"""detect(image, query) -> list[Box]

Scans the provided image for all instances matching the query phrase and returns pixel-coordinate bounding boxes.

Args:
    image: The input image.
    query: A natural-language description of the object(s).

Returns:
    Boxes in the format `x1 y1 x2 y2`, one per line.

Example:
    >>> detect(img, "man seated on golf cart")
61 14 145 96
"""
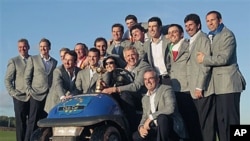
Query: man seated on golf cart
102 46 152 132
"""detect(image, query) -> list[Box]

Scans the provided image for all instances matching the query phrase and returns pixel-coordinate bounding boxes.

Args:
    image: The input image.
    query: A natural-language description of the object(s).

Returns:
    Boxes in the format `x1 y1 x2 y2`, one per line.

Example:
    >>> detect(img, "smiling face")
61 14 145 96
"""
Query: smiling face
112 27 123 41
185 20 200 37
95 40 107 57
87 51 99 67
144 71 159 92
39 41 50 56
18 41 29 57
206 13 222 32
168 26 183 44
131 28 145 42
124 49 139 67
63 53 76 70
104 58 116 72
148 21 161 38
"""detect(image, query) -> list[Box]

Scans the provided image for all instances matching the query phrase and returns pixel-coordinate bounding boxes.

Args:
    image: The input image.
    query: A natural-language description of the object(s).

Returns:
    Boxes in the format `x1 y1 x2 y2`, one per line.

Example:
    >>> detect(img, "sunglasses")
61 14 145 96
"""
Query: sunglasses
105 61 115 65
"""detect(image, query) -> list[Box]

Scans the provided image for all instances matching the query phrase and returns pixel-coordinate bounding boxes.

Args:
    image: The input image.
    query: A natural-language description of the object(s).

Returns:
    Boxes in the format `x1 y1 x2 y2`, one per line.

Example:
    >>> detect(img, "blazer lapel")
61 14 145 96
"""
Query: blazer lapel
176 40 189 60
154 88 161 110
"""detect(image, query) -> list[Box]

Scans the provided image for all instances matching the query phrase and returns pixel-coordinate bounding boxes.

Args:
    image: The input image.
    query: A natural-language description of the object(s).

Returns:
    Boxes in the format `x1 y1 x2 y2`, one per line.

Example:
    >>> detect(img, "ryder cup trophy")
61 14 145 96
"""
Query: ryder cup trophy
95 66 106 93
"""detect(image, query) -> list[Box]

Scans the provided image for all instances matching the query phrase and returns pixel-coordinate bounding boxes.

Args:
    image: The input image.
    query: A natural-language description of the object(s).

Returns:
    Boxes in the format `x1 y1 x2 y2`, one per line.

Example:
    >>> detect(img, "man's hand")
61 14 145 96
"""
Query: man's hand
195 89 203 99
197 52 205 64
143 118 152 130
102 87 116 94
139 126 149 138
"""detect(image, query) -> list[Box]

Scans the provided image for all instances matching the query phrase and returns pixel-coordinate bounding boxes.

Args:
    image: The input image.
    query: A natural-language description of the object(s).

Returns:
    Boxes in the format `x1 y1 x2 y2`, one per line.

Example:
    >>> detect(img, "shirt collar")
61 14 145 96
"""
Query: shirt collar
40 54 51 61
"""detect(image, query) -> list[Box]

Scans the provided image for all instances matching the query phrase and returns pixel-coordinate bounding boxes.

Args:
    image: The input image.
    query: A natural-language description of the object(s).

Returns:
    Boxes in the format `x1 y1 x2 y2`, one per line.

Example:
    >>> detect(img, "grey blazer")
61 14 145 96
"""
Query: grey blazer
75 68 110 94
106 40 131 61
119 59 152 92
5 55 30 102
169 39 190 92
187 31 213 99
44 65 81 113
203 27 246 94
140 85 187 138
24 55 57 101
132 41 146 60
144 36 171 73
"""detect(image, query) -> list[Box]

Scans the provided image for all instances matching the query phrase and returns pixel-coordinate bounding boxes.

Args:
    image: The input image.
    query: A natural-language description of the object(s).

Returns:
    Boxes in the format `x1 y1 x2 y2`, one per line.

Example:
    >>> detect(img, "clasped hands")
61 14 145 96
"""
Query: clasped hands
139 118 152 138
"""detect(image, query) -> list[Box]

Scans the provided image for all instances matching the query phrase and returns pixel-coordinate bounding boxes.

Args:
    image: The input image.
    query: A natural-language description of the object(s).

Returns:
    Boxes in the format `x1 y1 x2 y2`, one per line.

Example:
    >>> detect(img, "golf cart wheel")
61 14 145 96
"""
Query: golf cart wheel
90 125 121 141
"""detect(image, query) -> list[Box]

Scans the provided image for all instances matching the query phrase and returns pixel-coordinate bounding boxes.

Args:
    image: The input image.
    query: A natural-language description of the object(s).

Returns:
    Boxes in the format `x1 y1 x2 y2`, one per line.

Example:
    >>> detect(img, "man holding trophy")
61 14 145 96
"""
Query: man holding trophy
75 48 110 94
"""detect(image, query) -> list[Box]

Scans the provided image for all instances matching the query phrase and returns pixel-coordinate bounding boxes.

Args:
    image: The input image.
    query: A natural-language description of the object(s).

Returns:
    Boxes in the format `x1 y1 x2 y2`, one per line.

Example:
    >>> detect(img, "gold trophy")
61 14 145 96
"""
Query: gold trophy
95 66 106 93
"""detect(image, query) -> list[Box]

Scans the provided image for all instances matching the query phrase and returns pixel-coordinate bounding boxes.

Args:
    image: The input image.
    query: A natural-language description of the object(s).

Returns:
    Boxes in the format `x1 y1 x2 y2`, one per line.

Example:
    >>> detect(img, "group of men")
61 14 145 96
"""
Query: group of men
5 10 246 141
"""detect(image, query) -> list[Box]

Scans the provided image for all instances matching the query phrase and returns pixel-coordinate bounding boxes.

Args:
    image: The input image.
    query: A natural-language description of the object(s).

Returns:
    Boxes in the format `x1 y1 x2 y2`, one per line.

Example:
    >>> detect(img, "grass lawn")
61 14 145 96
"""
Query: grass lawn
0 131 16 141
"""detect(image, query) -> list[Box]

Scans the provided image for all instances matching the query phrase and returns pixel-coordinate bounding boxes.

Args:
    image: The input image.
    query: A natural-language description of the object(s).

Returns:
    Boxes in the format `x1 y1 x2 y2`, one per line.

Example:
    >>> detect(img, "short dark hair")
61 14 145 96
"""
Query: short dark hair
184 13 202 29
112 23 124 33
103 55 120 68
88 48 100 57
64 50 78 63
60 47 70 53
168 24 184 34
148 17 162 27
206 10 222 20
125 14 138 23
39 38 51 49
94 37 107 47
18 38 30 49
130 24 146 36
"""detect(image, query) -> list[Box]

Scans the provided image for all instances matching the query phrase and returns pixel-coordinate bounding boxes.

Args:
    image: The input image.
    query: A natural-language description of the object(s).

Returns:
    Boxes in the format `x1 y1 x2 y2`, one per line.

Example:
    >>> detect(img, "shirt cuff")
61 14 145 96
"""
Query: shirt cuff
149 114 153 120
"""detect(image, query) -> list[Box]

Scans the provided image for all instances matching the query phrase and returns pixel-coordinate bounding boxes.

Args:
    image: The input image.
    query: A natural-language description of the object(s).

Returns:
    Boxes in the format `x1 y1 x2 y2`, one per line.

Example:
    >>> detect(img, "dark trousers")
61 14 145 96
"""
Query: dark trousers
113 92 141 133
159 75 171 86
25 96 47 141
193 95 216 141
215 93 241 141
13 98 30 141
133 114 179 141
175 92 203 141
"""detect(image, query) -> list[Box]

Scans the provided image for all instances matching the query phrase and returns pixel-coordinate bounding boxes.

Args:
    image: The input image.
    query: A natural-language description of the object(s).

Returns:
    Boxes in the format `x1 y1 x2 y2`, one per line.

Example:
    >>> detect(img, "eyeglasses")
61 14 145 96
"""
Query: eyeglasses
105 61 115 66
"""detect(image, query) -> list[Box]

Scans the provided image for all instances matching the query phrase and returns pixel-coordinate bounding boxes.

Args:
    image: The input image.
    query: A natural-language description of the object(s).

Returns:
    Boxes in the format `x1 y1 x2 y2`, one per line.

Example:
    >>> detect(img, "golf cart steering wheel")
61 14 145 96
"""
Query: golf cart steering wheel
111 68 134 87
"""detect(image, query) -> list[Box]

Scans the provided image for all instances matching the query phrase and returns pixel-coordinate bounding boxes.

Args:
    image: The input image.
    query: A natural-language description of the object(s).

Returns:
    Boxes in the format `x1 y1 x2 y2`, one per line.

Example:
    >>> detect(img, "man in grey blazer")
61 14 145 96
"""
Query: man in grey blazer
102 46 151 132
44 51 81 113
5 39 30 141
107 23 131 61
185 13 215 141
168 24 202 141
133 69 187 141
144 17 171 85
130 24 147 60
76 48 109 94
197 11 246 141
24 38 57 141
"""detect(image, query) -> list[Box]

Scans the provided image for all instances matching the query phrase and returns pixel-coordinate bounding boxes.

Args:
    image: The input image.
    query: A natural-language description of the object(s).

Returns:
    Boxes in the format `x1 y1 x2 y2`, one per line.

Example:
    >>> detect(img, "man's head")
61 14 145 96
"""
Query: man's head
184 13 201 37
123 46 139 67
111 23 124 41
168 24 184 44
144 69 159 92
39 38 51 56
148 17 162 38
63 50 77 70
130 24 146 42
94 37 107 57
18 38 30 57
60 47 70 62
206 11 223 32
74 43 88 60
125 14 138 30
87 48 100 67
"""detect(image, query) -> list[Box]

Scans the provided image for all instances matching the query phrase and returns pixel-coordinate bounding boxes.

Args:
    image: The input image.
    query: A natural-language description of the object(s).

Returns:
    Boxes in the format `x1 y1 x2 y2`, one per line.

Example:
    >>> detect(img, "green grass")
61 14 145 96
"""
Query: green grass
0 131 16 141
